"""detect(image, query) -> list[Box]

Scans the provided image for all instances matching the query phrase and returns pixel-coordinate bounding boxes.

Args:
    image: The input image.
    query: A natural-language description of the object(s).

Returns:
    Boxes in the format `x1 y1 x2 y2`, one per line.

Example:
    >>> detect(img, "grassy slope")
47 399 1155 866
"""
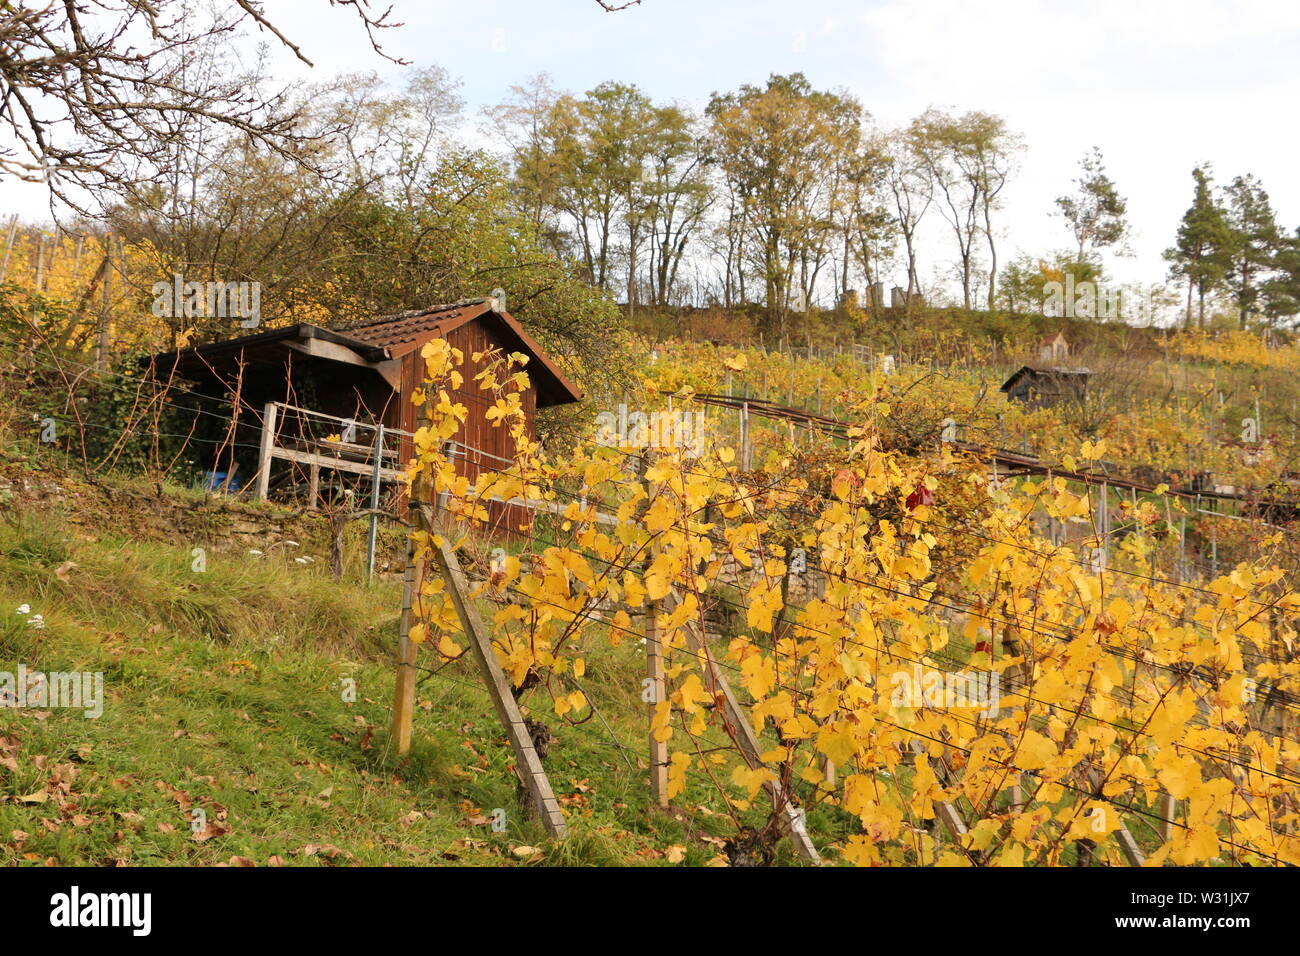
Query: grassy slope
0 464 804 867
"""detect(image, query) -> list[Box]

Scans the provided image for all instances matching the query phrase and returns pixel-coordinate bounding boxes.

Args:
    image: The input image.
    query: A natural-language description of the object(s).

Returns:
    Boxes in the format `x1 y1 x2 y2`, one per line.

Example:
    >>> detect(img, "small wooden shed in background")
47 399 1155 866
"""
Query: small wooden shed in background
1038 331 1071 363
999 365 1091 410
147 296 582 525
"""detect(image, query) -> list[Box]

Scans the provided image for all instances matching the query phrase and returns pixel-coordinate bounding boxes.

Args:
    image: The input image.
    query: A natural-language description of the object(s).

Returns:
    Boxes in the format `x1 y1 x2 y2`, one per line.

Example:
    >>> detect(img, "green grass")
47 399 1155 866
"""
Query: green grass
0 498 832 866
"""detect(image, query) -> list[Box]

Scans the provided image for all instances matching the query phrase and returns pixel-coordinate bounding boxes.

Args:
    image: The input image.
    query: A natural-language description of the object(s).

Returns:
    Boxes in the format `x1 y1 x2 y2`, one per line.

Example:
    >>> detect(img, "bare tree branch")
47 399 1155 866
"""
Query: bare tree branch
0 1 404 213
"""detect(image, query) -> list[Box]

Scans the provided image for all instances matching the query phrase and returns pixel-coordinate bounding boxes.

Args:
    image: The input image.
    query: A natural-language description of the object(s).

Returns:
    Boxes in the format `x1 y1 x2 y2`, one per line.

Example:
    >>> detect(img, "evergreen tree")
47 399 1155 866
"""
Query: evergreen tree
1164 165 1233 328
1263 227 1300 324
1055 147 1129 266
1223 174 1280 328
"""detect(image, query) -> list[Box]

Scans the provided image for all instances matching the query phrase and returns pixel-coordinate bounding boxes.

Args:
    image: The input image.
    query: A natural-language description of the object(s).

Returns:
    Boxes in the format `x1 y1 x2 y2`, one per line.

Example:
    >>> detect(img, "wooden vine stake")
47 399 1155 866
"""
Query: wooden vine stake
389 536 420 756
646 595 669 808
666 587 821 864
432 534 568 839
390 412 434 758
909 740 968 841
1083 766 1145 866
640 454 669 808
1157 791 1176 842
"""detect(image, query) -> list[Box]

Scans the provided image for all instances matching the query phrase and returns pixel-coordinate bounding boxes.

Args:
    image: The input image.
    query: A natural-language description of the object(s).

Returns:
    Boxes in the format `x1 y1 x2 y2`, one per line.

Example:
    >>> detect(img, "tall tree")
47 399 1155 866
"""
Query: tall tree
642 106 713 307
1164 165 1234 328
706 74 862 337
880 132 931 321
907 110 1017 311
507 82 662 299
908 110 979 310
483 74 567 245
840 141 893 306
1223 174 1280 328
1263 228 1300 323
1055 147 1129 266
970 114 1022 312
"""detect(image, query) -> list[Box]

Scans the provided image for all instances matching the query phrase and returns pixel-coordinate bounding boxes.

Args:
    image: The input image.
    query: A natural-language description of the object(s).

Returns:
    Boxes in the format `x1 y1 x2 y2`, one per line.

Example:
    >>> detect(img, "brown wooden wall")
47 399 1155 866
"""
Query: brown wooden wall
388 318 539 535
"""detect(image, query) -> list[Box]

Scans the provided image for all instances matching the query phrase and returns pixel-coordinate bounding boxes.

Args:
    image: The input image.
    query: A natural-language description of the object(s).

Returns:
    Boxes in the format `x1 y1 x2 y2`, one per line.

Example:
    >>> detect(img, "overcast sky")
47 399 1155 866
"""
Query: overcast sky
5 0 1299 310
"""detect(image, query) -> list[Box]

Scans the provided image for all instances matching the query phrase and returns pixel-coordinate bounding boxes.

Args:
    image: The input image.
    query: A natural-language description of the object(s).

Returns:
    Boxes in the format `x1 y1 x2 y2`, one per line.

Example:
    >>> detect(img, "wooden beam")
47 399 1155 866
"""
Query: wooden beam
255 402 278 501
432 535 568 839
1083 767 1146 866
1158 791 1176 843
466 488 617 526
366 425 385 580
665 588 821 864
646 598 669 808
268 446 404 482
910 739 969 840
373 358 402 391
390 540 420 756
285 337 373 369
264 401 412 438
1111 822 1146 866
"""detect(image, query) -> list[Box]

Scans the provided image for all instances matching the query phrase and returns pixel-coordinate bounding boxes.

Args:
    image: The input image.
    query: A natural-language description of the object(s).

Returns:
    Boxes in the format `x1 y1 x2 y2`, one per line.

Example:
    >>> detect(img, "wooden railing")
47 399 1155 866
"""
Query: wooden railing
253 401 412 504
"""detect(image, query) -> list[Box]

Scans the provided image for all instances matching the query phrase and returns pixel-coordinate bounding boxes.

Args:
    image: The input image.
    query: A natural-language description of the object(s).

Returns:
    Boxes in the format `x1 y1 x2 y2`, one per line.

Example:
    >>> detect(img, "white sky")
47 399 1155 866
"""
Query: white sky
4 0 1299 308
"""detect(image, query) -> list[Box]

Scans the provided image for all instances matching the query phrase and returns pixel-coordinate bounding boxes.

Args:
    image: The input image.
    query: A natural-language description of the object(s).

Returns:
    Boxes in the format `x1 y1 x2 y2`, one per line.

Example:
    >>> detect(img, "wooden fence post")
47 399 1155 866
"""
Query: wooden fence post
647 594 669 808
1158 791 1176 842
94 236 113 371
639 453 669 808
391 403 437 758
366 424 385 581
34 234 46 291
0 214 17 281
390 537 420 756
909 740 968 841
255 402 278 501
433 536 568 838
740 400 751 471
1101 482 1110 569
1083 766 1145 866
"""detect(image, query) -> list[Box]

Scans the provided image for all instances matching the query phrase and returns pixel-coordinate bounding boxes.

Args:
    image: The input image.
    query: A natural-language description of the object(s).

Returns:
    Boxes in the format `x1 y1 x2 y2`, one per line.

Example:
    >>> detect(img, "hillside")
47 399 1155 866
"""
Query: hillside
0 464 754 867
4 314 1300 868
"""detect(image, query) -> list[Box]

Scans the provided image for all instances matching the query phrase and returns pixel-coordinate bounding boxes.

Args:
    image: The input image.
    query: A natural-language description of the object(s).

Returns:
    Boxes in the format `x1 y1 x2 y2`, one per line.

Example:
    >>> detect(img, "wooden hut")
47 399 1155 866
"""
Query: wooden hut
1038 331 1071 363
146 297 582 524
999 365 1091 410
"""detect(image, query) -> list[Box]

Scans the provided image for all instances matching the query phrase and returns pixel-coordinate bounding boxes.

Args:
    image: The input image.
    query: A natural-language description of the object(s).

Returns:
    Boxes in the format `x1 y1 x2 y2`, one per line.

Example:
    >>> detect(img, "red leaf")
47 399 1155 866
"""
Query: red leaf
905 484 934 511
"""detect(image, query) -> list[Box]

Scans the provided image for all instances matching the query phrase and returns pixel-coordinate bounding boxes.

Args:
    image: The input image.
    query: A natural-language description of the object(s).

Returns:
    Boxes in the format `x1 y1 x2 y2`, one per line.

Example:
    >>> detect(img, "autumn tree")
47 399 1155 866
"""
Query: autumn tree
908 109 1019 311
483 74 568 244
880 132 932 322
1263 228 1300 323
641 105 714 307
706 74 863 337
492 81 706 309
839 141 894 307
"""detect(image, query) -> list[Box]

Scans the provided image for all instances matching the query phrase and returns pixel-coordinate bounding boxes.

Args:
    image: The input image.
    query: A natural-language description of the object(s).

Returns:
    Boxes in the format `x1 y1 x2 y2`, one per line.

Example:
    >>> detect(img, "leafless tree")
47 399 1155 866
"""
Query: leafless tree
0 1 401 213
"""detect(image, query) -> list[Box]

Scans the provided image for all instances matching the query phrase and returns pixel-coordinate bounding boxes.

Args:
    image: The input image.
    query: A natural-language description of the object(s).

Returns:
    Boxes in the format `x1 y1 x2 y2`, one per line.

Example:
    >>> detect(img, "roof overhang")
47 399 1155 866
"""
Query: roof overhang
144 303 584 409
143 324 393 386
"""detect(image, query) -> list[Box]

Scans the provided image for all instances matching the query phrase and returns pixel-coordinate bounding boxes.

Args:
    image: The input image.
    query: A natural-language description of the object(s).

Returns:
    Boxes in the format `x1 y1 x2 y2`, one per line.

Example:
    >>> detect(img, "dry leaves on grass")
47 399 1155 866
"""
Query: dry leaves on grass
299 844 353 862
